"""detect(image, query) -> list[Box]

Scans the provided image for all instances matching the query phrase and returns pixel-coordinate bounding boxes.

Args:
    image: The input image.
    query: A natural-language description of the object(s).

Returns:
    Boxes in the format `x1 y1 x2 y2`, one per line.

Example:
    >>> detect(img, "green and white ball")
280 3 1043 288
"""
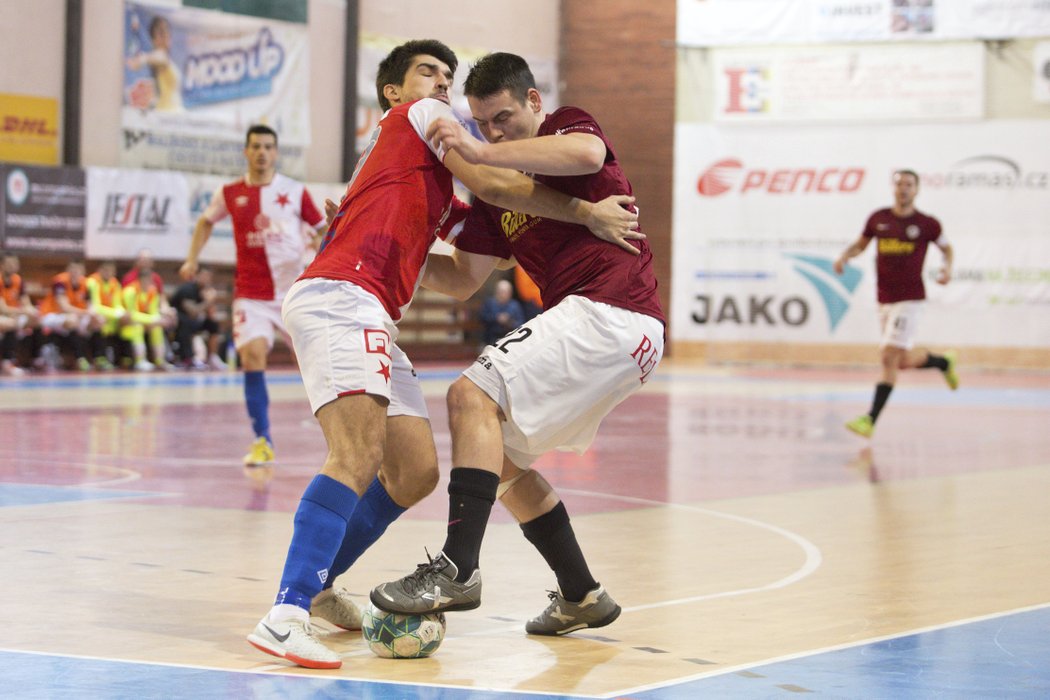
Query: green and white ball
362 601 446 659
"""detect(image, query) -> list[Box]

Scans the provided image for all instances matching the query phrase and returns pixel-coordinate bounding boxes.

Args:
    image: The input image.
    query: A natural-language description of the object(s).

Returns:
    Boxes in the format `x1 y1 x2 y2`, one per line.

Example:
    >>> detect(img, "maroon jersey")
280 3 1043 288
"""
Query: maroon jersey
454 106 664 324
303 98 458 321
862 208 943 303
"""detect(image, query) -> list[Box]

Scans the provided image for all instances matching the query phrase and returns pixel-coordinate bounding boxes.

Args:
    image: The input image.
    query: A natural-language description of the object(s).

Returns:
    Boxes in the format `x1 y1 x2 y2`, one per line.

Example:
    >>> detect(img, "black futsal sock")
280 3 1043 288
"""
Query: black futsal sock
521 502 598 602
441 467 500 582
920 353 949 371
869 382 894 423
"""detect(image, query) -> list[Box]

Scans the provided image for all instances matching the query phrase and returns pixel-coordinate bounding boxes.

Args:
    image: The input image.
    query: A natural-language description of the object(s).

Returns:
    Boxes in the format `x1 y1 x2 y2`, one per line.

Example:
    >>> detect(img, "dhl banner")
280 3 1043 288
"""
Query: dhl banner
0 94 60 166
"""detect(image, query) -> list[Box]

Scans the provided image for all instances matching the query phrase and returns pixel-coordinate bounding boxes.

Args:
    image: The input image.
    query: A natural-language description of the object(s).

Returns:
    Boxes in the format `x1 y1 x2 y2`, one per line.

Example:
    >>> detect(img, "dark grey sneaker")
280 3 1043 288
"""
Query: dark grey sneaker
525 584 621 636
370 551 482 614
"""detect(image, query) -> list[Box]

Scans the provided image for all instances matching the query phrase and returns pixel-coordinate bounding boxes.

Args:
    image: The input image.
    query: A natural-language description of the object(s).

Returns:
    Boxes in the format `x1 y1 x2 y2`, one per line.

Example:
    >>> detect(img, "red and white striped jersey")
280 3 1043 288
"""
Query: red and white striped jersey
203 173 324 301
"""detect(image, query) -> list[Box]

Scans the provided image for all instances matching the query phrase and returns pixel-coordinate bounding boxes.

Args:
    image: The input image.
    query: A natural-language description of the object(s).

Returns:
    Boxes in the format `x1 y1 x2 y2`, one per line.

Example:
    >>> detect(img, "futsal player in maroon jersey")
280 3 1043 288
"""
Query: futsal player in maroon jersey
833 169 958 438
372 52 665 636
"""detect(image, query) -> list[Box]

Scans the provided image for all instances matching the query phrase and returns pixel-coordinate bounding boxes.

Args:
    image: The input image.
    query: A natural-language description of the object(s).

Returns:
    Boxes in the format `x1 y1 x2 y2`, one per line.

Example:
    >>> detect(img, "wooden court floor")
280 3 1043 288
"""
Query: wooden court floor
1 360 1048 698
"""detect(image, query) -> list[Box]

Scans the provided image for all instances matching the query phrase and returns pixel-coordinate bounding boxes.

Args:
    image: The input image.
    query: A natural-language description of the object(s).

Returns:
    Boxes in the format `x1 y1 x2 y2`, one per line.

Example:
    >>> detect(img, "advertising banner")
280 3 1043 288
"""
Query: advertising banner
678 0 1050 46
1035 41 1050 104
672 121 1050 347
0 94 61 166
0 164 85 257
711 43 984 123
120 1 310 177
85 167 190 261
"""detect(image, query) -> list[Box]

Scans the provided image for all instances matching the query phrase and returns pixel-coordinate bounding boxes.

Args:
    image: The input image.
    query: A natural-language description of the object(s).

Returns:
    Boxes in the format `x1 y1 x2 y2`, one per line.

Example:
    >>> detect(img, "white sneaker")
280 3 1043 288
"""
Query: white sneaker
247 615 342 669
133 360 155 372
207 353 228 371
1 361 25 377
311 587 363 630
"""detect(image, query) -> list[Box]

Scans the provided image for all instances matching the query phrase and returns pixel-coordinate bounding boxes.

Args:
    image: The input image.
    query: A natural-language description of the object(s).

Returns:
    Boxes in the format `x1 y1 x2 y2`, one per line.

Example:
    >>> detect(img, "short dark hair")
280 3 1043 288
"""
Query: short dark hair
375 39 458 111
148 16 169 40
245 124 278 147
894 169 920 185
464 52 535 102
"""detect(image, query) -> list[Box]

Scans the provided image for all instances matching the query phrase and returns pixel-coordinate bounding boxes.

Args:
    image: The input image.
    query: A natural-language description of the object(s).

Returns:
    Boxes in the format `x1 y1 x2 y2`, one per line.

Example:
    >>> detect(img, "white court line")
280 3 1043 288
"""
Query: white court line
557 487 824 612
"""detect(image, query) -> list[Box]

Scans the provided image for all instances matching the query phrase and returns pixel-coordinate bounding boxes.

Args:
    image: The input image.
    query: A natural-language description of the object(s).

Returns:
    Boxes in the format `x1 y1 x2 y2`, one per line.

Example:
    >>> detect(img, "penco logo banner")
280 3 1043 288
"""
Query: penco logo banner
120 1 310 177
710 43 984 123
672 121 1050 348
678 0 1050 46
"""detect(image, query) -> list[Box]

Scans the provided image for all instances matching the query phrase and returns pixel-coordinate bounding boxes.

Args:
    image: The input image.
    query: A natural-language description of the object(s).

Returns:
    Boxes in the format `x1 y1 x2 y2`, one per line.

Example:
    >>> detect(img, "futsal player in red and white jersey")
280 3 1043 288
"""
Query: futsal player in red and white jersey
181 125 326 467
372 52 665 636
244 39 642 669
833 169 958 438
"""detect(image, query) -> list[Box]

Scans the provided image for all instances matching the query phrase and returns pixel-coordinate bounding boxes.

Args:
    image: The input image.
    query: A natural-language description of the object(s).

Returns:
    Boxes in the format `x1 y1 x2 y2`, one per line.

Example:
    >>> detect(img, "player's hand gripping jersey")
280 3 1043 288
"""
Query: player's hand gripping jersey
303 98 467 321
203 173 323 301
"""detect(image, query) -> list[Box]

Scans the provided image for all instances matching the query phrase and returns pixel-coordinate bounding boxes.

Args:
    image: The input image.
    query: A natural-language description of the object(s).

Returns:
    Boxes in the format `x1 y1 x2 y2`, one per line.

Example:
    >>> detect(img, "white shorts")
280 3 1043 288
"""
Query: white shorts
463 295 664 468
282 278 428 418
232 297 289 351
878 300 924 350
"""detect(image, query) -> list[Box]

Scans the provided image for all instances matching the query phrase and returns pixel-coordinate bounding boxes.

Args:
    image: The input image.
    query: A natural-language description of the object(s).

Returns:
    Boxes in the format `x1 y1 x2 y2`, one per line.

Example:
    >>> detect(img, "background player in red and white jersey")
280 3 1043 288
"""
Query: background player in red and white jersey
372 52 665 637
245 40 641 670
180 125 326 467
833 169 958 438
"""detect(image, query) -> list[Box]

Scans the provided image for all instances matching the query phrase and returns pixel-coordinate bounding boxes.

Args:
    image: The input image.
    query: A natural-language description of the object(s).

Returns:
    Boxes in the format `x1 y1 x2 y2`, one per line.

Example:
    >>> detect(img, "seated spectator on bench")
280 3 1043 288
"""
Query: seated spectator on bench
1 251 40 376
170 266 226 370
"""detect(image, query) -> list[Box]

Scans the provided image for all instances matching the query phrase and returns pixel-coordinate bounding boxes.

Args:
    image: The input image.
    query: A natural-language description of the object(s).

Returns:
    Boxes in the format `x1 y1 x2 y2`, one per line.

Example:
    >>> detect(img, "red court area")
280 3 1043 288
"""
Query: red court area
2 365 1047 520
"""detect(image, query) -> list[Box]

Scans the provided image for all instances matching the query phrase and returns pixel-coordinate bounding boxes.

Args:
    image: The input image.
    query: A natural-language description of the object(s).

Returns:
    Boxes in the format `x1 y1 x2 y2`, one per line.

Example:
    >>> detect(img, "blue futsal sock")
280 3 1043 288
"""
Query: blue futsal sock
275 474 359 611
325 477 406 588
243 370 271 443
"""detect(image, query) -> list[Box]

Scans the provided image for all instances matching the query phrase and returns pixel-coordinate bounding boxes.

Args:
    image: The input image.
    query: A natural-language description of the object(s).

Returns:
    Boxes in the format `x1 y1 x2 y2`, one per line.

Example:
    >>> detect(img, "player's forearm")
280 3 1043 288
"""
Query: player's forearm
186 218 214 264
472 167 594 226
478 134 605 176
422 253 485 301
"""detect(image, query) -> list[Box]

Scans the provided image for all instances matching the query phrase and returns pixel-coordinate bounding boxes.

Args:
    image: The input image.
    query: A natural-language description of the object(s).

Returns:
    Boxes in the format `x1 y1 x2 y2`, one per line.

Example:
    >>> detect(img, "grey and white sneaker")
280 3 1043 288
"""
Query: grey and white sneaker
246 615 342 669
311 587 362 630
371 551 482 614
526 584 621 636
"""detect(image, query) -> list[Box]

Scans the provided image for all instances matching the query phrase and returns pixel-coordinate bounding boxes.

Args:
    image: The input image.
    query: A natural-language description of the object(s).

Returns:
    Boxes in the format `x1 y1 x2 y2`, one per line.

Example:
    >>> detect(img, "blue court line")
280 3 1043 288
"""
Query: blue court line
0 483 164 507
4 605 1049 699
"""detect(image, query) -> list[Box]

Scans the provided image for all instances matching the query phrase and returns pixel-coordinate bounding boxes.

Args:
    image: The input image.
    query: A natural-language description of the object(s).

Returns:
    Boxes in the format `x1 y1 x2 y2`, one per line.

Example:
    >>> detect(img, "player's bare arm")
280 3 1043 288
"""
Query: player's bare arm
936 242 954 285
445 151 642 255
834 235 871 275
428 117 605 176
422 248 502 301
181 217 215 280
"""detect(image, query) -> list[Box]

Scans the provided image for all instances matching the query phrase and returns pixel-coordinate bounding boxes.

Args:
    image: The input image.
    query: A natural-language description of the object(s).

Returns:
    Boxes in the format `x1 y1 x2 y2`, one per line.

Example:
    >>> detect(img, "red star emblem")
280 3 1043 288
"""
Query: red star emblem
376 361 391 383
275 192 290 208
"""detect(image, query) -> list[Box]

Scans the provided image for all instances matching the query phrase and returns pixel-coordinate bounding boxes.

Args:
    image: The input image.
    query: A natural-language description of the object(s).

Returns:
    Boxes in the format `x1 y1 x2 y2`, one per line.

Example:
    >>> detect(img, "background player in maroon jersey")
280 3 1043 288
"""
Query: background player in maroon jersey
181 126 326 467
833 169 957 438
246 40 641 669
372 52 665 637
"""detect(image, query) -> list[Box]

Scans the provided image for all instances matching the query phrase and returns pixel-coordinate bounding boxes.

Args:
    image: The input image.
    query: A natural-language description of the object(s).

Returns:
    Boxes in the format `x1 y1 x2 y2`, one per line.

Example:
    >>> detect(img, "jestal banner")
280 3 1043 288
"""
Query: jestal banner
672 121 1050 348
120 1 310 177
85 167 190 261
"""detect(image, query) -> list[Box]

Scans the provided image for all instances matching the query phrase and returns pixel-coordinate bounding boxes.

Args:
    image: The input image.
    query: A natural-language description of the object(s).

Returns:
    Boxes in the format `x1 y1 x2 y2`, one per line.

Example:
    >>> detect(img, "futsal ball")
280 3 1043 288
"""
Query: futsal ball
361 601 446 659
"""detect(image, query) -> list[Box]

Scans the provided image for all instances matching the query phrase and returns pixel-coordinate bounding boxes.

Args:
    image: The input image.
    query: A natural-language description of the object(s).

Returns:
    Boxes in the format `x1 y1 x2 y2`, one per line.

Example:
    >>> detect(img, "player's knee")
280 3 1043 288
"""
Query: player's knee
382 460 439 506
446 377 494 419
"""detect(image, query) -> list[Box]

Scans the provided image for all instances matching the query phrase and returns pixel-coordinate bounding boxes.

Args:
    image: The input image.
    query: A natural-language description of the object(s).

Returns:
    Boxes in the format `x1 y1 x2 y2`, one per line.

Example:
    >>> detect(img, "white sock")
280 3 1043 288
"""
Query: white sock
268 603 309 625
